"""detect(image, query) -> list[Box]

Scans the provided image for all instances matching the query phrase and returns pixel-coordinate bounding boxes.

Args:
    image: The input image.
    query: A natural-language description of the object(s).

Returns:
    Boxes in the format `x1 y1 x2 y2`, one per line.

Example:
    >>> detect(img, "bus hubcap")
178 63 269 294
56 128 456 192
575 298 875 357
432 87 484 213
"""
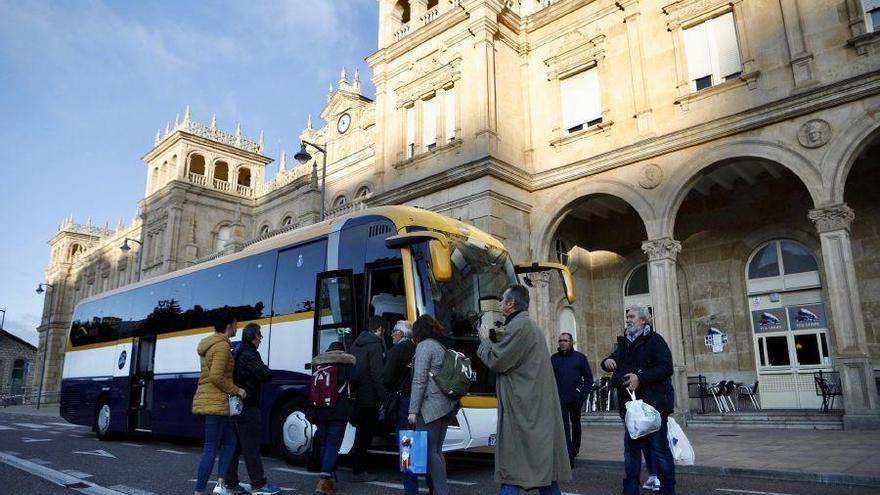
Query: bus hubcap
282 410 312 455
98 404 110 433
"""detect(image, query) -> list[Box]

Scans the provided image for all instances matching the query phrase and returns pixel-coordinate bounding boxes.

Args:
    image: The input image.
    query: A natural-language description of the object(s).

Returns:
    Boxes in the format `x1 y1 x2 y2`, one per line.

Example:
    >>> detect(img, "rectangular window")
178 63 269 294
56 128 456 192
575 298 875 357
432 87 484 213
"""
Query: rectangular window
683 12 742 91
273 241 327 316
423 96 438 151
445 88 456 141
765 335 791 366
794 333 821 366
405 106 415 159
865 0 880 32
315 270 357 353
560 67 602 134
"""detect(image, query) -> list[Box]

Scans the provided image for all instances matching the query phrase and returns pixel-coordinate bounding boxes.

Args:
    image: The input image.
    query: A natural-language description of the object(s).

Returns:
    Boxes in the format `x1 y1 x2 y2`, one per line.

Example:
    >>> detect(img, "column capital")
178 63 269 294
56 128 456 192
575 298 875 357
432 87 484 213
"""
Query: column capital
642 237 682 262
809 203 855 233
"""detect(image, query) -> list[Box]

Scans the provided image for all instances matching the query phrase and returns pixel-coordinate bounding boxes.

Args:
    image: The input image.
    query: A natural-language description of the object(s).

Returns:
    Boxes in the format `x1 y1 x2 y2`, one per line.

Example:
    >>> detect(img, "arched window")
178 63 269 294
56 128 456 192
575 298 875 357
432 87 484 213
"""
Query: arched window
355 186 371 199
189 154 206 176
394 0 411 23
151 167 160 189
259 224 270 236
553 235 571 266
214 161 229 182
281 216 293 228
558 306 577 340
746 240 819 294
237 167 252 187
215 225 232 252
623 263 652 321
333 196 348 208
69 243 83 260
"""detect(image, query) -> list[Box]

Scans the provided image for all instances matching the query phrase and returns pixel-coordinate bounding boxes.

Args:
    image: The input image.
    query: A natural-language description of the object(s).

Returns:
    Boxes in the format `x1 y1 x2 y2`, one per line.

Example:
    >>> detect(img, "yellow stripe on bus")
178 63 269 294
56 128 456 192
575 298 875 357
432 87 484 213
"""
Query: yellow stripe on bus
65 311 315 352
459 395 498 409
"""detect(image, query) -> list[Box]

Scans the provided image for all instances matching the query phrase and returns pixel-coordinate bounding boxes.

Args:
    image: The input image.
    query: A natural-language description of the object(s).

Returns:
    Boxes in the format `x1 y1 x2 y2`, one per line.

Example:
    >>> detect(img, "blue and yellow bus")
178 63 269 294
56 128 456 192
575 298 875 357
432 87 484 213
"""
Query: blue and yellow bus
60 206 573 463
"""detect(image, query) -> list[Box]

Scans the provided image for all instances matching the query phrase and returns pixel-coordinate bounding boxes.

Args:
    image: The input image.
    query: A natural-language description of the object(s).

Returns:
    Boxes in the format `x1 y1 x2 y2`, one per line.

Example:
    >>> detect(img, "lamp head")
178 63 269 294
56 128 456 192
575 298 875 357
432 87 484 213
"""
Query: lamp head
36 284 44 295
120 239 131 253
294 143 312 165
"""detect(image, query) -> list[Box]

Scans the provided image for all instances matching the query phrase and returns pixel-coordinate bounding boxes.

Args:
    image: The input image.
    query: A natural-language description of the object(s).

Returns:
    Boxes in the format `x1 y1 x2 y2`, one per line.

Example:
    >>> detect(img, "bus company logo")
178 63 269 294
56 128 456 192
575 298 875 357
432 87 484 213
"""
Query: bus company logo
759 312 782 331
796 308 819 323
118 350 127 370
297 254 303 267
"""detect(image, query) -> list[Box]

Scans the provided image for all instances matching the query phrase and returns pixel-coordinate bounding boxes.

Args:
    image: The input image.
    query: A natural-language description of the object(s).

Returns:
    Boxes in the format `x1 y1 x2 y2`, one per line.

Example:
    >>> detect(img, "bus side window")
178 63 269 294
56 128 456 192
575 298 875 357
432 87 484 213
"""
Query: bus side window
273 241 327 316
366 265 406 344
314 270 357 353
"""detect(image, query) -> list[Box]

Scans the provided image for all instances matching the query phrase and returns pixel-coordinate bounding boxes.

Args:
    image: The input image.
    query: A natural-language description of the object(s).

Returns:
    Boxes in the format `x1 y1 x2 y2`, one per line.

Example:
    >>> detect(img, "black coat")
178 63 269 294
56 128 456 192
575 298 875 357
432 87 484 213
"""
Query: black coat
601 328 675 419
233 341 272 408
351 331 387 408
551 349 593 405
383 338 415 398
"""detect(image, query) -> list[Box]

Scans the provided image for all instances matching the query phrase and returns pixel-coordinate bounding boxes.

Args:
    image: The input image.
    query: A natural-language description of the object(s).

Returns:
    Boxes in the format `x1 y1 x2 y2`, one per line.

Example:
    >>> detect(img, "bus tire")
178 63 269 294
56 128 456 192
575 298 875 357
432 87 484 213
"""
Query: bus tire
272 398 314 466
94 398 115 441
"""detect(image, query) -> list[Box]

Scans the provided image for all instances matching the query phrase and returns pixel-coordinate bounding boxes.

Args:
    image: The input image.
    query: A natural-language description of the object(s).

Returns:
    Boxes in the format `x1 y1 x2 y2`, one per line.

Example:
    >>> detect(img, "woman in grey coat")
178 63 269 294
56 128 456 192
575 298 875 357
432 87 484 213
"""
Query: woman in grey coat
407 315 457 495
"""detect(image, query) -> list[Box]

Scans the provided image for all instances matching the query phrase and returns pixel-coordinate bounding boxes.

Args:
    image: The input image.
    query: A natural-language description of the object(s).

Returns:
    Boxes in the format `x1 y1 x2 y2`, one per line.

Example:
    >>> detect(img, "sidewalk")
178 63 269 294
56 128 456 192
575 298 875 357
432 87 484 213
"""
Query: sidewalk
577 423 880 486
0 403 62 418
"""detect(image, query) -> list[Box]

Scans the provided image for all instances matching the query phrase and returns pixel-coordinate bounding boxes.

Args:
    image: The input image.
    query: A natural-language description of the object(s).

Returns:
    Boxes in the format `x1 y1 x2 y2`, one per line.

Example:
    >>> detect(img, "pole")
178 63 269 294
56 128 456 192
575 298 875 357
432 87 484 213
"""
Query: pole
0 308 5 331
320 150 327 221
36 325 48 409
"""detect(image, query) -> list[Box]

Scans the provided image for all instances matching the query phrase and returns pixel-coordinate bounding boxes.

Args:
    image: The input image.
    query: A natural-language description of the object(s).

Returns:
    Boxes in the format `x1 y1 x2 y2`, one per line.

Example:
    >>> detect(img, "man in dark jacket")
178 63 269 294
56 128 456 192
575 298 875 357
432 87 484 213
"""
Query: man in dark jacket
350 316 387 482
601 304 676 495
551 332 593 467
383 320 423 494
223 323 280 495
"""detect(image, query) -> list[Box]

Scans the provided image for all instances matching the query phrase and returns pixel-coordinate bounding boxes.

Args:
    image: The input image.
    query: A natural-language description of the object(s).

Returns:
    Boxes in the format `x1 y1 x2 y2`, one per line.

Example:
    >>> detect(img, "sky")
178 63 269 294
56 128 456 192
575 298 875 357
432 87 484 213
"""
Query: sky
0 0 379 346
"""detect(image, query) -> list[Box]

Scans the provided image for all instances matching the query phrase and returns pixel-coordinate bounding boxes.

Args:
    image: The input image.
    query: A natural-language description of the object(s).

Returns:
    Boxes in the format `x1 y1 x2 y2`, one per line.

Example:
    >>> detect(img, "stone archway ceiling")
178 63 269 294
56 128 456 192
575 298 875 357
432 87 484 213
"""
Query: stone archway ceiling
567 195 633 223
690 160 786 196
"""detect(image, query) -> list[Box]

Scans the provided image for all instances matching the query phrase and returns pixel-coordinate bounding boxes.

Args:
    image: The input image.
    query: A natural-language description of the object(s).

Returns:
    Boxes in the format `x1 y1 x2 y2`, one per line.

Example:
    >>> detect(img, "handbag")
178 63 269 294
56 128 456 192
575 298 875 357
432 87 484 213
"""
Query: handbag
398 429 428 474
228 395 243 416
380 391 401 424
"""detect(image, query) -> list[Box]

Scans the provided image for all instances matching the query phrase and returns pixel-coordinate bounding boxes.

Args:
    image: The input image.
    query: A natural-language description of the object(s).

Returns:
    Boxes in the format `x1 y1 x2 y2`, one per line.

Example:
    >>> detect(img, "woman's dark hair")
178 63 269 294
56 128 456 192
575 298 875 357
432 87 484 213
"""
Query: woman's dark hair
412 315 445 343
326 341 345 352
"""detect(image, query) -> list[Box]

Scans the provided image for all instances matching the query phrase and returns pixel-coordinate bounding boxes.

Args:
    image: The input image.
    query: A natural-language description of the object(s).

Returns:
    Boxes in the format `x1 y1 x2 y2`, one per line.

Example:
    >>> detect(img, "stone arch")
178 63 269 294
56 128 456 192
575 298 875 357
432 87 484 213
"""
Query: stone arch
188 152 206 176
332 194 349 209
531 178 656 262
393 0 411 24
213 160 230 182
823 112 880 204
236 166 252 187
355 183 373 199
280 214 295 228
660 140 823 237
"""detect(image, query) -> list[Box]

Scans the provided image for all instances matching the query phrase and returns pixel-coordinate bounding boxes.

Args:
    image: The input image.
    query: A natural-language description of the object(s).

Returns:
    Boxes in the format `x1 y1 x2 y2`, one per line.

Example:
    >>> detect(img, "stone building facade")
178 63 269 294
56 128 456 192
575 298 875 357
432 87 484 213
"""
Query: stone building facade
37 0 880 427
0 330 37 401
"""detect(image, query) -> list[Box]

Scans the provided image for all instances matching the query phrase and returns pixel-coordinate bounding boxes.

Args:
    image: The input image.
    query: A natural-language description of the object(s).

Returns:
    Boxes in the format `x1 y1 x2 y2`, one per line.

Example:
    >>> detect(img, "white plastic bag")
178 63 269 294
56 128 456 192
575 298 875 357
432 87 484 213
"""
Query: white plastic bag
228 395 243 416
666 417 695 465
624 390 661 439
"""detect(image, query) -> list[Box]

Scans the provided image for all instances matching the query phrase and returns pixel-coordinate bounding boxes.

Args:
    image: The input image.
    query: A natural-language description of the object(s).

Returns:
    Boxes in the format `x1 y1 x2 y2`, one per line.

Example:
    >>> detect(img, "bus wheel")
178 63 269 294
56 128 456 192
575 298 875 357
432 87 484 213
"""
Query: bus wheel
94 399 114 441
272 399 313 466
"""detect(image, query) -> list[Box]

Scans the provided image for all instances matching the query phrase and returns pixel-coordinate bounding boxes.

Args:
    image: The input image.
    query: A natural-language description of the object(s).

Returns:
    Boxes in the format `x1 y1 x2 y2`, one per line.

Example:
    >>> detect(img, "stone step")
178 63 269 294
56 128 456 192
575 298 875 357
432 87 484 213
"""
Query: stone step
580 411 844 430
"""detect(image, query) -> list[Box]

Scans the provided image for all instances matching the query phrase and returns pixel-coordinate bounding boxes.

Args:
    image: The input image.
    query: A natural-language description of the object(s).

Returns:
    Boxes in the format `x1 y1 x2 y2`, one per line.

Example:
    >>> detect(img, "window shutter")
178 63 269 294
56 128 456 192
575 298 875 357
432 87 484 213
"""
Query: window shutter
560 71 590 132
423 97 437 149
405 106 415 158
684 22 712 84
710 12 742 78
582 67 602 124
445 88 456 141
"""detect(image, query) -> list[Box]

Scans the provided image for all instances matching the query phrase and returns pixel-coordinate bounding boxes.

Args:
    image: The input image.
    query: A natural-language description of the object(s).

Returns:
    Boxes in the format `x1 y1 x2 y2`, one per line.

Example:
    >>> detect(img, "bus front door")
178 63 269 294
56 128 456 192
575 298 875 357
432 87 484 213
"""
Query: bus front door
129 336 156 431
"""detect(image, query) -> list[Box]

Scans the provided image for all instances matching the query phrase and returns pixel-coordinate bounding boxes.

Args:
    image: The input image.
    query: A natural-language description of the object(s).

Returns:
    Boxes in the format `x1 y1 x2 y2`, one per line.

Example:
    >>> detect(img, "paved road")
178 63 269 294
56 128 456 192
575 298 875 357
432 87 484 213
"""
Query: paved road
0 411 876 495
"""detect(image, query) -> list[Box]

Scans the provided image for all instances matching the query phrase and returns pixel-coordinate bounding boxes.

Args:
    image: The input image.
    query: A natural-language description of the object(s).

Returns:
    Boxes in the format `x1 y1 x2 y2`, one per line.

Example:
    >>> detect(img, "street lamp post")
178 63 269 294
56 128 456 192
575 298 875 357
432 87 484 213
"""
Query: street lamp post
0 308 5 331
35 283 55 409
120 237 144 282
294 140 328 221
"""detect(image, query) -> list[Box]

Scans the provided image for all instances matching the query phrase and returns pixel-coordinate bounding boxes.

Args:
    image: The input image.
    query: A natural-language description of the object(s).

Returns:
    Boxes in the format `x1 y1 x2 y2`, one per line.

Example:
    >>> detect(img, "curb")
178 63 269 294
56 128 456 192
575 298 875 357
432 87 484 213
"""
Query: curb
576 459 879 487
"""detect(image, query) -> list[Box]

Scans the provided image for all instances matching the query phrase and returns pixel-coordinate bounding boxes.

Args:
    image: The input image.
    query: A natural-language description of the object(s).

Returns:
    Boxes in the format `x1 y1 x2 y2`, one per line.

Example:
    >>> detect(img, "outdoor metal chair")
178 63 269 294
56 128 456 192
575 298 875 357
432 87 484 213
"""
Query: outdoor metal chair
687 374 712 413
722 380 739 412
737 381 760 410
708 380 728 413
814 371 842 413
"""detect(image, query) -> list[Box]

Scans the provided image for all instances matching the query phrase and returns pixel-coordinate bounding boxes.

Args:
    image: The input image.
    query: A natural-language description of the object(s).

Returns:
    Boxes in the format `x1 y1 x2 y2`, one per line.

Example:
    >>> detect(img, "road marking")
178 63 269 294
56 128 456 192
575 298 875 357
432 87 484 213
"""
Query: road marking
367 481 429 492
0 425 15 431
13 422 50 429
0 451 127 495
121 442 144 447
273 466 321 476
448 479 477 486
108 485 157 495
73 449 117 458
62 469 94 479
27 457 52 465
22 437 53 443
156 448 187 455
45 422 86 428
47 430 62 434
716 489 795 495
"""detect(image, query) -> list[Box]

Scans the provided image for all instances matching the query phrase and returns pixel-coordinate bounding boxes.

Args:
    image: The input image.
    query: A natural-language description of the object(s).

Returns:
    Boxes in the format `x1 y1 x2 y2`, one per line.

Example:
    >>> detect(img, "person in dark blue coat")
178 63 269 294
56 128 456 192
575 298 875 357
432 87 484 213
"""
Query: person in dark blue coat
601 304 676 495
550 332 592 468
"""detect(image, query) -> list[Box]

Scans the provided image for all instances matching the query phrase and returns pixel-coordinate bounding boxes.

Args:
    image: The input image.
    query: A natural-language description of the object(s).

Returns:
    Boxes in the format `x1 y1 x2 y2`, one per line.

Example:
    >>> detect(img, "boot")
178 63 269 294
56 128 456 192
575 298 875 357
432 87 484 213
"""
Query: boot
315 477 335 494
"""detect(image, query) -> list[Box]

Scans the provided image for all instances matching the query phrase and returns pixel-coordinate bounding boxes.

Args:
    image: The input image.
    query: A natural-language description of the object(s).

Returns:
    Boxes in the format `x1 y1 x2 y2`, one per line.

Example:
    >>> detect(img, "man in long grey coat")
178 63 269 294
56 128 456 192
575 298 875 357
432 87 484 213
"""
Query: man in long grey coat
477 284 572 495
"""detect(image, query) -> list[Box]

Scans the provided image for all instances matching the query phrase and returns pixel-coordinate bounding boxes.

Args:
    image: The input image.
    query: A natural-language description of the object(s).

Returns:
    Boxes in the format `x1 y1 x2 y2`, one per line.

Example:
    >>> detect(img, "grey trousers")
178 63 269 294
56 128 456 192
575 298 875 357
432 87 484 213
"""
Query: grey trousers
417 411 454 495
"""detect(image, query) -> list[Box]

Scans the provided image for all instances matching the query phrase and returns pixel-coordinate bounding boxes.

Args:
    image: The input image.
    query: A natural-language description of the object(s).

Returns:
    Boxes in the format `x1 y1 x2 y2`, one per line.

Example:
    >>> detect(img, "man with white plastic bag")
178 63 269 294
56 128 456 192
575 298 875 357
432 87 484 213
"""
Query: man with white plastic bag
601 304 676 495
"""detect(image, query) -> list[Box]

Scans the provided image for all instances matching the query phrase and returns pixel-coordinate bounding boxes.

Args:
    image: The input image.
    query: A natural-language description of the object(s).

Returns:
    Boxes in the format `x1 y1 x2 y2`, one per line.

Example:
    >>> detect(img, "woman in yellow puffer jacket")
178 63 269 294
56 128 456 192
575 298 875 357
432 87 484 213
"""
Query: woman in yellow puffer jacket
192 312 246 495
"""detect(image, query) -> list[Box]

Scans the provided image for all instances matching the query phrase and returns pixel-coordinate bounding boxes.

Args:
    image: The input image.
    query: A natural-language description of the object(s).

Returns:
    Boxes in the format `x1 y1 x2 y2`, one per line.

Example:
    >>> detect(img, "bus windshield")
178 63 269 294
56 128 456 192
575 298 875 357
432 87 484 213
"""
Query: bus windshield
413 237 517 394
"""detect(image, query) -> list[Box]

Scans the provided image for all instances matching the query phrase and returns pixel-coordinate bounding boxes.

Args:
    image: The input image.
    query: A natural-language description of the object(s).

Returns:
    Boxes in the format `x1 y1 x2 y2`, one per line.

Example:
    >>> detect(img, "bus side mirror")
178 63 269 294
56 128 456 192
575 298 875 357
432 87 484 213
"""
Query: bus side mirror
513 262 576 304
429 239 453 283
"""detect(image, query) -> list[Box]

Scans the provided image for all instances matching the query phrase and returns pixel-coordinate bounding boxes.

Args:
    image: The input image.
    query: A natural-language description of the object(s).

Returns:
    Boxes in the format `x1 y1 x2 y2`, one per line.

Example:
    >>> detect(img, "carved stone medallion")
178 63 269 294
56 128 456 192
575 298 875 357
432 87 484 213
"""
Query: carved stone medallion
638 163 663 189
797 119 831 149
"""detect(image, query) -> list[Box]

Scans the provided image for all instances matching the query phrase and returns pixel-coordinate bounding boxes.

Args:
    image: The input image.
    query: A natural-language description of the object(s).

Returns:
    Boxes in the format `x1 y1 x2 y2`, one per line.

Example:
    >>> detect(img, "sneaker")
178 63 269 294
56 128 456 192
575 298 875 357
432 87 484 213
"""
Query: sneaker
251 481 281 495
351 471 377 482
220 483 249 495
642 476 658 491
653 478 660 492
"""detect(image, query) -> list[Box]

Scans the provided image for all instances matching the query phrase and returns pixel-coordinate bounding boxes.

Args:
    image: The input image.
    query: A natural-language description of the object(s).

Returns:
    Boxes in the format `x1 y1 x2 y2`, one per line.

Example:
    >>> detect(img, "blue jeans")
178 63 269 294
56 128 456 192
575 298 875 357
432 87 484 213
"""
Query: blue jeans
316 420 347 477
499 482 561 495
623 414 675 495
395 397 429 494
195 415 237 492
642 434 657 477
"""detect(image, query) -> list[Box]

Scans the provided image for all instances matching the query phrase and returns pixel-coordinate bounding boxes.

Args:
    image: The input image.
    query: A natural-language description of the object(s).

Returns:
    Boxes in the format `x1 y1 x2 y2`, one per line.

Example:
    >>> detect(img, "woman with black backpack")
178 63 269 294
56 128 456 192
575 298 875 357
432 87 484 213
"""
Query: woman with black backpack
407 315 458 495
308 341 356 495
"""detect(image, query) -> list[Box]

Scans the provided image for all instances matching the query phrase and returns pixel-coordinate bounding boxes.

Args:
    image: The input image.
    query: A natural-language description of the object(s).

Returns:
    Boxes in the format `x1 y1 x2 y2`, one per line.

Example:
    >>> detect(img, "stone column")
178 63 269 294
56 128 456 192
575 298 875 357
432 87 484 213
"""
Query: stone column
642 237 689 421
809 204 880 429
528 271 556 351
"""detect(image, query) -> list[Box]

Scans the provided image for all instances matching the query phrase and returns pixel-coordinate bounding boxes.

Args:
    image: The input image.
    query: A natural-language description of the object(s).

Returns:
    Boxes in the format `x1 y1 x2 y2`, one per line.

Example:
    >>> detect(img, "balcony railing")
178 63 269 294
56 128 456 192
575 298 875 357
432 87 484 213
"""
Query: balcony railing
422 6 440 24
394 23 411 42
236 184 253 196
213 179 231 192
189 172 207 186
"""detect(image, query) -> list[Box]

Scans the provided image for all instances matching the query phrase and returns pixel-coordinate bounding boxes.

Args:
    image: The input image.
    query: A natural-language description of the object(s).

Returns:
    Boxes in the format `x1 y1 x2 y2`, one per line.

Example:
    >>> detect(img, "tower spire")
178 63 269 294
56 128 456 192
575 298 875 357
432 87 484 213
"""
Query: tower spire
258 129 264 152
210 113 217 130
353 68 361 92
235 123 242 146
279 150 287 173
164 121 170 135
307 114 313 130
339 65 347 85
183 105 191 125
174 112 180 128
327 84 333 103
155 129 161 145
